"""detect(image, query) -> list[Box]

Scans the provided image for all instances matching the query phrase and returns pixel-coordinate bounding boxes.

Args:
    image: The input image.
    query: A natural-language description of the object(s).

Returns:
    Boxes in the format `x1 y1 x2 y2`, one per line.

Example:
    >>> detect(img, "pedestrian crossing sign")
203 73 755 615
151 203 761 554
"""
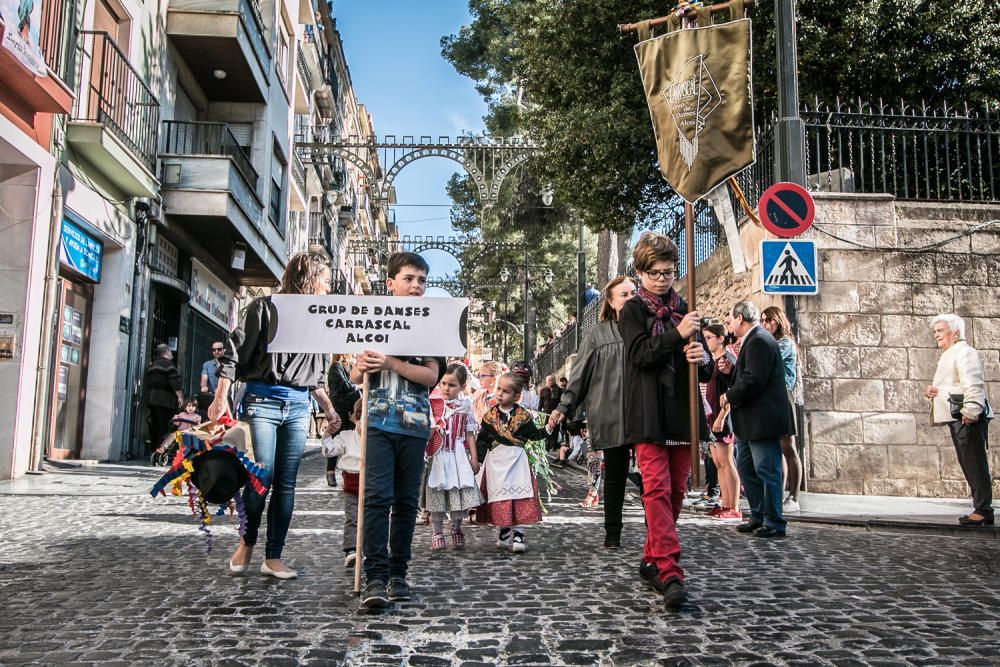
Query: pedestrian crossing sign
760 240 818 295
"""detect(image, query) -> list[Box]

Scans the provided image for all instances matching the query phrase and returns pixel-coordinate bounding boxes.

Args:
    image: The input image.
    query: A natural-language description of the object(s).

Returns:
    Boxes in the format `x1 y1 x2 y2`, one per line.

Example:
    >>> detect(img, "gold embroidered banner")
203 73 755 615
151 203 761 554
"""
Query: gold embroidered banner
634 14 755 204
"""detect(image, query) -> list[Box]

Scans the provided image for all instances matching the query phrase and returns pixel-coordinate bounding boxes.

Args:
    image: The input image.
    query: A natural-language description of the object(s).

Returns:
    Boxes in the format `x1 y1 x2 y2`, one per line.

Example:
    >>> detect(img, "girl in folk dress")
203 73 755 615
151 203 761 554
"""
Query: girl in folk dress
420 364 483 549
475 373 552 553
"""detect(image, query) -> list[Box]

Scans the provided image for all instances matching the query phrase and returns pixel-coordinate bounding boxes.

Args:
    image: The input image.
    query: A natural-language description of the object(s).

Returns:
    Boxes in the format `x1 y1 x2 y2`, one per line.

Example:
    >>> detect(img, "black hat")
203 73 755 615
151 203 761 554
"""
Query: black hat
190 449 248 505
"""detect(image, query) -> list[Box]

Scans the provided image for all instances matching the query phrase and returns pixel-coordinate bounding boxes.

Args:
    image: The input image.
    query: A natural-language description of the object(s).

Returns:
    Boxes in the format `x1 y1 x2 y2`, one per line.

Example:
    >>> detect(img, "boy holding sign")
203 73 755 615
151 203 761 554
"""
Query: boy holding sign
350 253 444 609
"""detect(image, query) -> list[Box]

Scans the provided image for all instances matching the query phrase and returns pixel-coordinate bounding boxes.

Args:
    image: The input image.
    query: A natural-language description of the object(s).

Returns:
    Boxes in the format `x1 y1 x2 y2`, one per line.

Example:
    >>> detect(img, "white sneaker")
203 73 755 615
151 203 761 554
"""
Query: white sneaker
496 529 512 549
343 551 356 568
511 532 527 553
783 498 801 513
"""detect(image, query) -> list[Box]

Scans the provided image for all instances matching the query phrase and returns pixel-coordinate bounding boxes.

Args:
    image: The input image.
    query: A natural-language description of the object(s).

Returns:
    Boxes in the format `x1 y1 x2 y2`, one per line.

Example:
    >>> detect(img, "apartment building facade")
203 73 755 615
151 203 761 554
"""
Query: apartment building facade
1 0 389 478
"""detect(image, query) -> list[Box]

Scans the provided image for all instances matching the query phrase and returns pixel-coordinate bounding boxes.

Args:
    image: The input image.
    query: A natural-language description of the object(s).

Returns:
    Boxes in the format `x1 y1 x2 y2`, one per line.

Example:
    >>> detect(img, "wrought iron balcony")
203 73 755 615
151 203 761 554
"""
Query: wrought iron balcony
73 31 160 172
161 120 259 191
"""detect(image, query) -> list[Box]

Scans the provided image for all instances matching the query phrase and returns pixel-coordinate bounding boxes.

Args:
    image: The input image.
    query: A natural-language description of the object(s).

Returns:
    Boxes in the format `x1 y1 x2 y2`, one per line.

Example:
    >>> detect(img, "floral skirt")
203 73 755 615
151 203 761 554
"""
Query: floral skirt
419 466 483 513
475 474 542 527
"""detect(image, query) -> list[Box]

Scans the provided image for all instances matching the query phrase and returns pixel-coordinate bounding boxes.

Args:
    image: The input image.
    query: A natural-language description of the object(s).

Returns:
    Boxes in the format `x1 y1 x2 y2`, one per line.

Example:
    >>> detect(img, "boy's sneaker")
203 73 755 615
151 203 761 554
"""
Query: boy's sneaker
386 577 411 601
496 528 512 549
638 561 658 588
658 577 688 609
511 531 527 553
343 551 356 568
361 579 388 608
783 497 801 513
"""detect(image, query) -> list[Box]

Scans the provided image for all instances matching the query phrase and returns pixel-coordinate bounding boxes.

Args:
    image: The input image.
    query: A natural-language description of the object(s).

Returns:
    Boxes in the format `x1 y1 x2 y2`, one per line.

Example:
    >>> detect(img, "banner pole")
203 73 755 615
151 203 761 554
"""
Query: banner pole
685 201 701 489
352 372 370 595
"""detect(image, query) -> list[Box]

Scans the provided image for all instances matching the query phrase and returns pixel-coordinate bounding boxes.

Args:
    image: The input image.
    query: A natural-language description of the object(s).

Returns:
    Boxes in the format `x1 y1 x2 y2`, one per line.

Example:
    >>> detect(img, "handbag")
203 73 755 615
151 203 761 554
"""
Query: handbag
949 393 995 422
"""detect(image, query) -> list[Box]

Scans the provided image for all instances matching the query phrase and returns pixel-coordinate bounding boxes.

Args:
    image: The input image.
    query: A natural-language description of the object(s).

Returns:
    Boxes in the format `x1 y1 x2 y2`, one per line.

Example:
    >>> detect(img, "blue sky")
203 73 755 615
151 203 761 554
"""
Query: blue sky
332 2 487 285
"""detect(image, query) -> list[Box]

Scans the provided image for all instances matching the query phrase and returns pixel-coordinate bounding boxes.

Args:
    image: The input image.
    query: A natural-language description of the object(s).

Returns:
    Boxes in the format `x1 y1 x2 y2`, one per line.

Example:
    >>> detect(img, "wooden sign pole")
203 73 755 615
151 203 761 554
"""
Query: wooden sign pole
685 201 701 488
352 372 370 594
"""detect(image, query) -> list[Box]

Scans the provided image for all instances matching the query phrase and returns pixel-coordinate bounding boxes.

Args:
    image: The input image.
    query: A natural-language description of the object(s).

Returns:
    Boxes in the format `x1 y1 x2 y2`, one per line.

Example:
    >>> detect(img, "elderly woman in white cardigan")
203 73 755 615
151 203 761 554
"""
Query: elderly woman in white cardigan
924 314 994 526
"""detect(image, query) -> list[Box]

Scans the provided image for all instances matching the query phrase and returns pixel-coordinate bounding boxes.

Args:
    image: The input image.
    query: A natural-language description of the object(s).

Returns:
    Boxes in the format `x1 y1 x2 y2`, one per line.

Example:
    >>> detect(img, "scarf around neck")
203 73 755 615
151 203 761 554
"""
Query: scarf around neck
636 286 685 337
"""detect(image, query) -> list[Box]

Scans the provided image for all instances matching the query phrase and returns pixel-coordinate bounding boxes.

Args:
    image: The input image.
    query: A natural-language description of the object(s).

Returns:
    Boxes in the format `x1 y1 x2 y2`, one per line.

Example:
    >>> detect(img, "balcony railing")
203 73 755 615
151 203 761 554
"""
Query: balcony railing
161 120 259 191
296 47 313 96
76 31 160 172
239 0 271 77
292 150 306 194
39 0 73 79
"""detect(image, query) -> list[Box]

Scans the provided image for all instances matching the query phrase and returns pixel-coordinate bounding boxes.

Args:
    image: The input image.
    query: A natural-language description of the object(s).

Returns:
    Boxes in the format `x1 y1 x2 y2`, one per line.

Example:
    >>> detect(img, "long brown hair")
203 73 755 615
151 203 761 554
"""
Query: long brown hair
599 275 632 322
279 252 330 294
761 305 794 340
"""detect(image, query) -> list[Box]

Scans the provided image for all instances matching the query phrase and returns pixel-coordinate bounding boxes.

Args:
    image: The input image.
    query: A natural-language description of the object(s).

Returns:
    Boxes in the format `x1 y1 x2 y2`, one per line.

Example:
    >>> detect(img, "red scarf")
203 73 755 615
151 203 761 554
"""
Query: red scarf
635 286 685 337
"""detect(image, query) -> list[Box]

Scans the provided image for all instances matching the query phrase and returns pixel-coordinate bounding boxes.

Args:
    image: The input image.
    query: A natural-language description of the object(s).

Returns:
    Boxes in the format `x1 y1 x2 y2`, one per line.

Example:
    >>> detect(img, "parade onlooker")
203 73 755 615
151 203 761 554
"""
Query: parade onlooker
549 275 637 545
719 301 793 539
925 314 994 526
619 232 711 608
325 354 361 487
761 306 803 512
702 323 741 519
475 372 552 553
512 361 539 410
210 252 342 580
421 364 482 550
143 343 183 453
350 252 443 608
584 281 600 305
199 341 225 397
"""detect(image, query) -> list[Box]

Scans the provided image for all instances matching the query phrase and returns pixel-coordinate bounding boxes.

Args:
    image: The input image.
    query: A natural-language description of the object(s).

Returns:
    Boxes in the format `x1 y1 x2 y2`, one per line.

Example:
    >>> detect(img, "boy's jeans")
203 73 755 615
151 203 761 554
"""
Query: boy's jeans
362 428 426 583
241 394 309 559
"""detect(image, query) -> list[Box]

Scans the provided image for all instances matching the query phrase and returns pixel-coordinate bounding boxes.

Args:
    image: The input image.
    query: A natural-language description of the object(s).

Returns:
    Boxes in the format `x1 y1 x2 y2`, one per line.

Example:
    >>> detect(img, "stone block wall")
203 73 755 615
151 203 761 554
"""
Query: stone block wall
684 193 1000 498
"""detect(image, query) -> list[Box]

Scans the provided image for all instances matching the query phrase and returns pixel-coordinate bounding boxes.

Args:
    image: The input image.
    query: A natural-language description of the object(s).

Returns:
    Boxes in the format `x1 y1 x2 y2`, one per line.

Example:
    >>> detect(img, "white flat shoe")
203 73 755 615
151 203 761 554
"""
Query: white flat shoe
228 559 249 574
260 561 298 579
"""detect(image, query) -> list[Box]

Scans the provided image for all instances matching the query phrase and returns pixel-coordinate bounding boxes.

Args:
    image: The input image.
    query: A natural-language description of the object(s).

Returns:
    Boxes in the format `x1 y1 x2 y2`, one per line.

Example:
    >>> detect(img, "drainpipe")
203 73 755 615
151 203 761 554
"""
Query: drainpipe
121 200 151 460
28 175 64 473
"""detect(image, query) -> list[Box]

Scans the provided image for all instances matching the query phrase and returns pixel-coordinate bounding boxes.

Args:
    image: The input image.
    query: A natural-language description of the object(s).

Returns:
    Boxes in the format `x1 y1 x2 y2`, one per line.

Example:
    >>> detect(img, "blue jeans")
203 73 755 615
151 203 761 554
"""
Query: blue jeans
362 428 426 583
241 393 310 559
736 438 786 532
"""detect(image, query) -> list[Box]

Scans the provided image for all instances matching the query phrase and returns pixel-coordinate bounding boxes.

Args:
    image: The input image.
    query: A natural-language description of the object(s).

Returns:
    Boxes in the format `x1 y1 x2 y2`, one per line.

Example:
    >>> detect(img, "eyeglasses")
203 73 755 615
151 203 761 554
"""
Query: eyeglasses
212 347 224 352
644 269 676 281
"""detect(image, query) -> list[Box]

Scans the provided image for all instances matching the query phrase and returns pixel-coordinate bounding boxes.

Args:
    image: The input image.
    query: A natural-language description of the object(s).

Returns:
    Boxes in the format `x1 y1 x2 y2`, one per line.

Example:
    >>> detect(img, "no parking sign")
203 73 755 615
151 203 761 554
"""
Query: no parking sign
758 182 815 237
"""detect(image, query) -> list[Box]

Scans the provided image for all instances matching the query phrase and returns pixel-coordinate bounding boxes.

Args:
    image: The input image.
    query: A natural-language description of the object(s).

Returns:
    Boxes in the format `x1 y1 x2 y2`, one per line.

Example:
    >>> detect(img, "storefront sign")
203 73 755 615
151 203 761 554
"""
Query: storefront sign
268 295 469 357
0 0 46 75
190 259 233 329
59 219 103 283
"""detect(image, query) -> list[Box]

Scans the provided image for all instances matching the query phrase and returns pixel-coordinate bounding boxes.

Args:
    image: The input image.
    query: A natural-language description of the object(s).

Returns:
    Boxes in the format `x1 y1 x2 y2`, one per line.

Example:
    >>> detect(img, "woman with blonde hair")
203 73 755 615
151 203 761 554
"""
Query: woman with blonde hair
549 275 637 544
209 252 342 579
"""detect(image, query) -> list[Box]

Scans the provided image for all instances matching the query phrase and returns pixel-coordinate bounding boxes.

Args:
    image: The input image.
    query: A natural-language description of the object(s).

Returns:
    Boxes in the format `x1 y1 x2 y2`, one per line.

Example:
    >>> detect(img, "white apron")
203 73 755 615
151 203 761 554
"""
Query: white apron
478 444 534 502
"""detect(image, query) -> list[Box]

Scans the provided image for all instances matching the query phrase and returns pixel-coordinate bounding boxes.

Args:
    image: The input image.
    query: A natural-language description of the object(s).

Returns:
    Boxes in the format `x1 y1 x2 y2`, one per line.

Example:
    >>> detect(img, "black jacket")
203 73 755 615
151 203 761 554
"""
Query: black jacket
723 326 794 440
327 362 361 432
619 296 713 446
144 357 182 408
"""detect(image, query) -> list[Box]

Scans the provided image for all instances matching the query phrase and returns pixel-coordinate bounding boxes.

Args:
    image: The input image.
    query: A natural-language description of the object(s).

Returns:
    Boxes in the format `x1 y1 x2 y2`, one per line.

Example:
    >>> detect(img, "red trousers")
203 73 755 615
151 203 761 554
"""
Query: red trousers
635 442 691 583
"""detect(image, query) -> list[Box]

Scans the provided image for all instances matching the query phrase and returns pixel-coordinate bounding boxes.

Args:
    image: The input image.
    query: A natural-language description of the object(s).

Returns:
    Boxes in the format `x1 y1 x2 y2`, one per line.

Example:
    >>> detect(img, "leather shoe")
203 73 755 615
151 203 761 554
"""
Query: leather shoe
638 561 658 587
660 578 687 609
755 526 786 539
958 514 995 526
736 520 763 533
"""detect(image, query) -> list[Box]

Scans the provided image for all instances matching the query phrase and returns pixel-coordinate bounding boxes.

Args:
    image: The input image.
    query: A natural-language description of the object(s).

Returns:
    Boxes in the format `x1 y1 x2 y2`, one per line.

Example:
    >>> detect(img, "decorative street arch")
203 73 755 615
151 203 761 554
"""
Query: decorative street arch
295 131 540 207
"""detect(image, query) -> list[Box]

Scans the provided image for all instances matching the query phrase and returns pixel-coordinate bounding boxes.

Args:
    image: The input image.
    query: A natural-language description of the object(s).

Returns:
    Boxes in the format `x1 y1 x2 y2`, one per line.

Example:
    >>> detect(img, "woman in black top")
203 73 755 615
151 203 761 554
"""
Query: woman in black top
209 252 341 580
618 232 712 609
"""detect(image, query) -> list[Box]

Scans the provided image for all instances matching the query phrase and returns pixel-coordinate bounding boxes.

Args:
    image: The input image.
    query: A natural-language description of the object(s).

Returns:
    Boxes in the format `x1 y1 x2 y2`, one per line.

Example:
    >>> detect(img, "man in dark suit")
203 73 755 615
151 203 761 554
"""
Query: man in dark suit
719 301 793 538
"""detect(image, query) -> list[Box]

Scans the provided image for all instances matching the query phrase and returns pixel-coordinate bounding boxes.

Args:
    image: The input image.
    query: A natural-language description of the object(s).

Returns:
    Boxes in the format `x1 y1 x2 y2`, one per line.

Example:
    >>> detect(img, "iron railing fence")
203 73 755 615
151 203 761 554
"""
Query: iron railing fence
239 0 271 79
39 0 74 80
161 120 259 191
801 98 999 202
76 31 160 172
296 47 313 96
308 211 331 251
532 297 601 381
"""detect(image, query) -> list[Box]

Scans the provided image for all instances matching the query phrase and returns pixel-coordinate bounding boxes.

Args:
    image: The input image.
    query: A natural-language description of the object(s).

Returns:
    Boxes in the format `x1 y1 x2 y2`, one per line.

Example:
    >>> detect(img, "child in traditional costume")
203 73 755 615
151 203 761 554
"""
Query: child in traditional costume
323 398 363 567
420 364 482 550
475 372 552 553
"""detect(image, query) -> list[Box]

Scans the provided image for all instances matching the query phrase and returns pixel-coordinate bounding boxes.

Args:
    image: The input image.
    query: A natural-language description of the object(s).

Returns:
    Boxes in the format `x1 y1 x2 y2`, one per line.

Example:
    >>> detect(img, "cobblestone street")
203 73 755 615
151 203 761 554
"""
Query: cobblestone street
2 449 999 666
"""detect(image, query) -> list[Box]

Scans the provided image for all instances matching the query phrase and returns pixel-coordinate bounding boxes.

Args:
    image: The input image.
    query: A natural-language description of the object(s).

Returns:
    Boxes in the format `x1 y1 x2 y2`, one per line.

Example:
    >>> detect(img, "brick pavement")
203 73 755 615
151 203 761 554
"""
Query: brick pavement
1 450 999 666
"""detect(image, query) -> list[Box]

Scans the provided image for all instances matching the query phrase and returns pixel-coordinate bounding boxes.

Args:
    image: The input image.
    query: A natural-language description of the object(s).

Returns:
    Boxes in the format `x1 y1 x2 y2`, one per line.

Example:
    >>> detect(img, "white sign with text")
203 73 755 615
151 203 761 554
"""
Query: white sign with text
268 295 469 356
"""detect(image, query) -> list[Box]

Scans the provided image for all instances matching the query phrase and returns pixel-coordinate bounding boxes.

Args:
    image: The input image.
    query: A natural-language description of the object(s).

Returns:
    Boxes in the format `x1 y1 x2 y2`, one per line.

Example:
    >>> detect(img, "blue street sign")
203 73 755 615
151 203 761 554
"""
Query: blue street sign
761 240 818 295
59 218 104 283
